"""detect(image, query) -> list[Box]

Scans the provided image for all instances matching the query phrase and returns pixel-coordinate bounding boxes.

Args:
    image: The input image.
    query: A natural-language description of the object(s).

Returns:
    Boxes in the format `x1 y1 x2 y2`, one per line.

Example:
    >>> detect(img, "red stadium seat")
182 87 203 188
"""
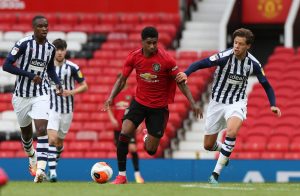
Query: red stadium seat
79 14 100 25
0 151 15 158
243 134 267 152
284 153 300 160
67 141 91 151
84 151 107 158
93 24 114 34
119 14 140 24
100 14 120 25
290 135 300 151
98 131 114 142
273 46 295 55
261 152 284 159
140 13 160 24
91 141 115 151
266 134 289 152
58 13 79 25
0 141 22 151
61 151 84 158
231 152 261 159
0 13 17 24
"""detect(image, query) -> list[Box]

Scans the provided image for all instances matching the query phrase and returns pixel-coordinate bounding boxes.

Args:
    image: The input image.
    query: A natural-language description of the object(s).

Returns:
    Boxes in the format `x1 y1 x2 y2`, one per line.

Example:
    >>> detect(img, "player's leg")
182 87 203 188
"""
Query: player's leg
112 99 145 184
30 95 50 183
12 95 37 176
210 101 246 184
129 137 144 183
46 110 59 182
144 107 169 155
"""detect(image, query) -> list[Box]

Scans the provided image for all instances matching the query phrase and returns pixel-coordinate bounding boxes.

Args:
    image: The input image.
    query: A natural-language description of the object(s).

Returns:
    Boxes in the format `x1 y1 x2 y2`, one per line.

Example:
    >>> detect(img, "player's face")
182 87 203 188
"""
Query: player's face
55 49 67 63
33 18 48 40
142 37 158 56
233 36 250 59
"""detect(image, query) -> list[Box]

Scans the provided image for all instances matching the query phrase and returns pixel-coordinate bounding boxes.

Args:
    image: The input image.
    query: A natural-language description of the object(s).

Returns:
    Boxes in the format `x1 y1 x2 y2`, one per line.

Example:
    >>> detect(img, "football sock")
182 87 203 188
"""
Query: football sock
211 141 222 151
36 135 49 170
48 145 57 176
117 134 130 173
213 137 236 175
21 136 35 157
56 146 64 161
131 152 139 171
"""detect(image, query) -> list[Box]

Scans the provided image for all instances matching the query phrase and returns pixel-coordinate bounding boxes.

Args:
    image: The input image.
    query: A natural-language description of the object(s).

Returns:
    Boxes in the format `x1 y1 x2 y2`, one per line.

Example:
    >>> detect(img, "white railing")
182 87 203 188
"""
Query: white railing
284 0 300 47
219 0 236 51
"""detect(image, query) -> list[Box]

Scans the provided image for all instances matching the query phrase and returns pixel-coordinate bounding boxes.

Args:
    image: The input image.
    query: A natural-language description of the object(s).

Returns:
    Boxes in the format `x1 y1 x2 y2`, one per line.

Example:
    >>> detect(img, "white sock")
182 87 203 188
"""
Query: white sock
119 171 126 176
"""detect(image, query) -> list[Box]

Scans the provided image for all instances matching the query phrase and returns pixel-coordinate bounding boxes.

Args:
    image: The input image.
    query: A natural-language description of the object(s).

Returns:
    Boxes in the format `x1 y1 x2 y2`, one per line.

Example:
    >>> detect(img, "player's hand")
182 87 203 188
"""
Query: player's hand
62 89 74 97
32 75 42 84
56 85 63 96
175 72 187 83
102 98 113 111
191 103 203 119
271 106 281 117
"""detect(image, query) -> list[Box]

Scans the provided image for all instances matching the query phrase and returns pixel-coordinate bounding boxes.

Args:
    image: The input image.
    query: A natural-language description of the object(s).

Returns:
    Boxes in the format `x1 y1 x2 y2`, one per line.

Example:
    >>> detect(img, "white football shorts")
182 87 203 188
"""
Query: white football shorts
204 99 247 135
47 110 73 139
12 94 50 127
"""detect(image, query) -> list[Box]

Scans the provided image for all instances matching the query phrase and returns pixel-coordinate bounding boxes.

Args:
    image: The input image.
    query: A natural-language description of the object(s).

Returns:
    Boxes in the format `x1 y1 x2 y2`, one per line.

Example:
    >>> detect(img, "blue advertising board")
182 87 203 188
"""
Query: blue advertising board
1 158 300 182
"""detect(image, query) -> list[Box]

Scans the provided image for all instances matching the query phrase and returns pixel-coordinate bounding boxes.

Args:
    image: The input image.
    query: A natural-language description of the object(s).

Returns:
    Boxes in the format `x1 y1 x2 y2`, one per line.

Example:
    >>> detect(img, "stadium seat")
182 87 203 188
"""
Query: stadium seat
231 152 261 159
66 32 88 44
79 14 100 25
58 13 79 25
47 31 66 43
266 134 289 152
100 14 120 25
68 141 91 151
61 151 84 158
284 153 300 160
84 151 107 158
273 46 295 55
261 152 283 159
119 14 140 24
76 131 98 141
243 134 267 152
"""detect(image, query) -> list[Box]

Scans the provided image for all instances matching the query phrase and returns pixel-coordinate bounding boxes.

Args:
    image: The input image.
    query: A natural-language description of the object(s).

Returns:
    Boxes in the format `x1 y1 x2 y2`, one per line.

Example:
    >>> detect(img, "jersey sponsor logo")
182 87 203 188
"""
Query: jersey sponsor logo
29 59 46 72
11 47 19 55
140 73 158 82
152 63 161 72
209 54 219 61
227 73 247 84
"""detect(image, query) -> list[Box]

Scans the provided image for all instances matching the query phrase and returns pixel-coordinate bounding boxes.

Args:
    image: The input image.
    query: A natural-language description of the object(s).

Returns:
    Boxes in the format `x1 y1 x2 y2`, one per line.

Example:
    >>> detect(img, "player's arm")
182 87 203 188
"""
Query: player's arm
47 50 63 95
63 67 88 97
253 62 281 117
175 51 229 83
103 55 133 111
3 43 35 80
106 106 119 129
176 80 203 119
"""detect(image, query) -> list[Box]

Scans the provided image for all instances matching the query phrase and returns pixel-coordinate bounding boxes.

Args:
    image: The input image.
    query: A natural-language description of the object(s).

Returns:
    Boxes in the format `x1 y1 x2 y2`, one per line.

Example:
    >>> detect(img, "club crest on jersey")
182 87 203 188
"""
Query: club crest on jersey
152 63 161 72
11 47 19 55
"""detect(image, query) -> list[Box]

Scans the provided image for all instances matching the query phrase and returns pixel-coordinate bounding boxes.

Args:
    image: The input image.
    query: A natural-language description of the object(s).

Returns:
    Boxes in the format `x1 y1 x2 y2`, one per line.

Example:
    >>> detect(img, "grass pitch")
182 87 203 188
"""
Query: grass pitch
1 181 300 196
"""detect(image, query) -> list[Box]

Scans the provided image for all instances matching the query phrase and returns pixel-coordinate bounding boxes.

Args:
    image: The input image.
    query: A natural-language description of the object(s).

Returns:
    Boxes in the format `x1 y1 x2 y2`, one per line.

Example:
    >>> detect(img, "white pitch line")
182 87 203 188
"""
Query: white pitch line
181 184 255 191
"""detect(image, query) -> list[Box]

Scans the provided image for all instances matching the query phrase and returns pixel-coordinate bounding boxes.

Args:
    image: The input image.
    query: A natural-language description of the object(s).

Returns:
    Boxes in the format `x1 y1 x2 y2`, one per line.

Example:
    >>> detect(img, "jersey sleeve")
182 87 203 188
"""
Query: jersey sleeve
122 54 134 78
168 57 179 77
6 40 26 62
71 66 85 83
184 49 231 76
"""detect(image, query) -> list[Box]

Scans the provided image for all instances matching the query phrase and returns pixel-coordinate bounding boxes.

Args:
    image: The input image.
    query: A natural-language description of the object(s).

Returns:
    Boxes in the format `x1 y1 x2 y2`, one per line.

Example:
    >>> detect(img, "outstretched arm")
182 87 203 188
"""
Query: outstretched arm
103 74 127 111
253 63 281 117
177 81 203 118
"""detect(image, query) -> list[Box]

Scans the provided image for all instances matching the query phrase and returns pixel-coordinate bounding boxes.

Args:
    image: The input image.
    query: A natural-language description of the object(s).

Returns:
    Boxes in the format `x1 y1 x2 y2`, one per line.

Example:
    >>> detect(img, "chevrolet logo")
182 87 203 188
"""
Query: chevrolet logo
140 73 157 80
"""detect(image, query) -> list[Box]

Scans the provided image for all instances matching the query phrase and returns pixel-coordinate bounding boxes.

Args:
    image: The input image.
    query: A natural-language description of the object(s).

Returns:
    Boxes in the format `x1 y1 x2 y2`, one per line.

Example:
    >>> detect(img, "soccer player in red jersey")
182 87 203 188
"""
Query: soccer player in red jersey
107 75 144 183
103 26 203 184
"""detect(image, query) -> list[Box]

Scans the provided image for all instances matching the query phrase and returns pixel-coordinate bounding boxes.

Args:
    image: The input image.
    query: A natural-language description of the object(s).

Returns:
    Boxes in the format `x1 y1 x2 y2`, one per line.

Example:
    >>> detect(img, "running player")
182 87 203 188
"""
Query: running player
3 15 63 183
47 38 88 182
103 26 202 184
175 28 281 184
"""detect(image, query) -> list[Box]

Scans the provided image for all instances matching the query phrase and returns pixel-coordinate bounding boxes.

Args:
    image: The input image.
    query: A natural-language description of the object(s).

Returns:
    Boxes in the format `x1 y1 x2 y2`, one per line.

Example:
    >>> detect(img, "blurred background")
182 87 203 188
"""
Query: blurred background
0 0 300 182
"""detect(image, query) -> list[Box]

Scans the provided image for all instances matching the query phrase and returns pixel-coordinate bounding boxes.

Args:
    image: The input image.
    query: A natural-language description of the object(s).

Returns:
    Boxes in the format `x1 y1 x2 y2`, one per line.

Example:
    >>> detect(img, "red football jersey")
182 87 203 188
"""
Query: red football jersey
122 47 179 108
112 87 134 131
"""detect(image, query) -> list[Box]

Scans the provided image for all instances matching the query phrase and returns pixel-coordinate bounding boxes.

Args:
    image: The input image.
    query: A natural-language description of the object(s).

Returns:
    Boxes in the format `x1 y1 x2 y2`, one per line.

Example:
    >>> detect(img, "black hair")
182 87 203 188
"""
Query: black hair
141 26 158 40
233 28 255 45
32 15 47 27
52 38 67 50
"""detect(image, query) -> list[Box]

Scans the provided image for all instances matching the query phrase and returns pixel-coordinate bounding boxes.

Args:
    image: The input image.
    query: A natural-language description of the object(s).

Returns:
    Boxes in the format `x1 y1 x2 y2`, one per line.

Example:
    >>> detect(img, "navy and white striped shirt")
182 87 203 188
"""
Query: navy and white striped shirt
49 60 85 114
185 48 276 106
4 35 56 97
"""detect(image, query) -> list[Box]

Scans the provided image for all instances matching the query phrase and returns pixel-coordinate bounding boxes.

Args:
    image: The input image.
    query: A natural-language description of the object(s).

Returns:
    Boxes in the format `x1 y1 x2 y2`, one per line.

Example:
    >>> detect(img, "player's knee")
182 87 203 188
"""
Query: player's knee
35 125 47 135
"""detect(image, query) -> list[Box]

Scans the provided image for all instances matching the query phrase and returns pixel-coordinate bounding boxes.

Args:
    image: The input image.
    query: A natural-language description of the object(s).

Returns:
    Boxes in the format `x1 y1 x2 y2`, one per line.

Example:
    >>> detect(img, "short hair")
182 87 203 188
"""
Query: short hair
233 28 254 45
52 39 67 50
141 26 158 40
32 15 47 27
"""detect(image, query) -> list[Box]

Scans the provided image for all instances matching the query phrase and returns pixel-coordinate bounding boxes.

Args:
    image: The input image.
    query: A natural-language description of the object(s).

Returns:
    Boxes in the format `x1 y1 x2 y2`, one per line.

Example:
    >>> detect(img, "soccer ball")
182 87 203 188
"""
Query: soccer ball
90 162 113 184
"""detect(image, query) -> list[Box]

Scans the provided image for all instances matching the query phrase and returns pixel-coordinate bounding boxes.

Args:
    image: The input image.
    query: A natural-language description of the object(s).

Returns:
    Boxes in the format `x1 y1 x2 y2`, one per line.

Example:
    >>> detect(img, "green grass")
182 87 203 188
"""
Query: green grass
1 182 300 196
